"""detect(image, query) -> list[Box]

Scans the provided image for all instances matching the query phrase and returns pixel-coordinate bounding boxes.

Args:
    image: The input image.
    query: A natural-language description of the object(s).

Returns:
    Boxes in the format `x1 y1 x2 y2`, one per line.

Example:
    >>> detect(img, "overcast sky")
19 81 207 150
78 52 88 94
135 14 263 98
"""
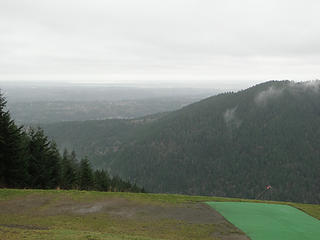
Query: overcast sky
1 0 320 89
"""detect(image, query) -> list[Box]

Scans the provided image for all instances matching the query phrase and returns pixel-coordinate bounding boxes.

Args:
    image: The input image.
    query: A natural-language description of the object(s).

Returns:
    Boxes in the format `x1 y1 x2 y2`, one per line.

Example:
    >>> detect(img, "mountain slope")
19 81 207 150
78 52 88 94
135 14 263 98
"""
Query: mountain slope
110 81 320 203
43 81 320 203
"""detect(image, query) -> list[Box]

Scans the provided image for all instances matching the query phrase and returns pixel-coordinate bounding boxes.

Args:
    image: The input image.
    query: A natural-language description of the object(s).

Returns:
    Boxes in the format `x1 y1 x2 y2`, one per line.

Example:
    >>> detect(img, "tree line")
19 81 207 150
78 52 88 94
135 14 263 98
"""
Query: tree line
0 92 144 193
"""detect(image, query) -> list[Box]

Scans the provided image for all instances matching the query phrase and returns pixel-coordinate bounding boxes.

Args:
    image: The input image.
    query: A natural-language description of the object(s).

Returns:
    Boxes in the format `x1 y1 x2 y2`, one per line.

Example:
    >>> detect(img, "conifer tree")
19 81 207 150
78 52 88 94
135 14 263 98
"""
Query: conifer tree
79 157 93 190
70 150 80 186
46 141 61 188
0 91 28 187
94 169 110 191
26 128 60 189
61 149 77 189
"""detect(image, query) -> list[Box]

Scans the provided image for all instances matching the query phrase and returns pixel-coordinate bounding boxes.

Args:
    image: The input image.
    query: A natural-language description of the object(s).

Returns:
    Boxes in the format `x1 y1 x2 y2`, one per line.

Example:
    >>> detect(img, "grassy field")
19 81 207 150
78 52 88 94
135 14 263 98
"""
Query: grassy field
0 189 319 240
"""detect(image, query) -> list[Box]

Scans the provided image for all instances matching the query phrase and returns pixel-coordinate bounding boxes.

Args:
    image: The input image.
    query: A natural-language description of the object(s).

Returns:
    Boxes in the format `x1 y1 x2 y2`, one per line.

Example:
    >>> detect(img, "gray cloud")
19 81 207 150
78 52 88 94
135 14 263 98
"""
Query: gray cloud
223 106 242 128
1 0 320 87
297 80 320 93
255 86 284 105
255 80 320 105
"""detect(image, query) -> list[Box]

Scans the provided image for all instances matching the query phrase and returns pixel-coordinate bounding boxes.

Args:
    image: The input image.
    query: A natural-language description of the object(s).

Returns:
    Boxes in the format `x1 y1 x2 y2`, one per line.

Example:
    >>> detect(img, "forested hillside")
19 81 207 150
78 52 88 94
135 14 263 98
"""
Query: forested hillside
44 81 320 203
41 113 165 169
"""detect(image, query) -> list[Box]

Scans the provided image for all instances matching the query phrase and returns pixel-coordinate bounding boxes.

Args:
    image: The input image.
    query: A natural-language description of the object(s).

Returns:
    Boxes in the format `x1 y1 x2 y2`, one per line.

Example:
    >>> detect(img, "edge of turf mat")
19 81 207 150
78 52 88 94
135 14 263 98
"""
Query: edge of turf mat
206 202 320 240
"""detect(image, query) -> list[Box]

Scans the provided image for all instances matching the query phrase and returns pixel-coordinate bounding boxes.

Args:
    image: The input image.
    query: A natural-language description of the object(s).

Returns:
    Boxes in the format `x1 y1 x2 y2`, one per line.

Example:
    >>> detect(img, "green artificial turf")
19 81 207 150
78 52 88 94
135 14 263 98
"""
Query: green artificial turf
207 202 320 240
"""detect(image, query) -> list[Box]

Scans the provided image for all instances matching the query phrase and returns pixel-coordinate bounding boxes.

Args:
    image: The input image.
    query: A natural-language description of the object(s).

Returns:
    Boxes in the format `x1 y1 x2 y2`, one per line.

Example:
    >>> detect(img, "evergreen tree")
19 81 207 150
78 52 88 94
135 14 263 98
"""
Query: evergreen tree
79 157 93 190
61 149 78 189
46 141 61 188
94 169 110 191
0 91 28 188
26 128 60 189
70 150 80 186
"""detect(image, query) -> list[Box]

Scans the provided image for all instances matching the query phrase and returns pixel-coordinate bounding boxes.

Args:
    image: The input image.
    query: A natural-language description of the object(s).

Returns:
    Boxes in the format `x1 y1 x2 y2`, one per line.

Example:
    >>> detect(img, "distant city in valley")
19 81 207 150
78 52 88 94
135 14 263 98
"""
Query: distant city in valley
0 81 220 124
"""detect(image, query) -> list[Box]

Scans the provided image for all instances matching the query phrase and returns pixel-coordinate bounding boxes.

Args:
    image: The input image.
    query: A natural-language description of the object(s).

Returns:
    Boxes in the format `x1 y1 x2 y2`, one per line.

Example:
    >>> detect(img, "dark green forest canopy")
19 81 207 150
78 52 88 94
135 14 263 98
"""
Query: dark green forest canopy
41 113 166 169
43 81 320 203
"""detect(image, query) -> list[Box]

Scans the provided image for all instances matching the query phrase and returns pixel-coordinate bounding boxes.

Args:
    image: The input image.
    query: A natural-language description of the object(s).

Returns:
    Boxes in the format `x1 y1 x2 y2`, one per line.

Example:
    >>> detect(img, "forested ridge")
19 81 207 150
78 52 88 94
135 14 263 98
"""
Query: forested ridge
111 80 320 203
44 81 320 204
0 92 143 192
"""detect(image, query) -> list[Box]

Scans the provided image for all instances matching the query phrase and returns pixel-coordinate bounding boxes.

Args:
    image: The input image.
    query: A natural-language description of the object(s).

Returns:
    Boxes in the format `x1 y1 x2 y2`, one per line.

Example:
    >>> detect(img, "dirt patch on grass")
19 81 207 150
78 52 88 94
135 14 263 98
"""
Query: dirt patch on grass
0 224 48 230
0 193 249 240
106 201 226 224
0 193 222 223
51 197 250 239
0 194 52 215
43 197 224 224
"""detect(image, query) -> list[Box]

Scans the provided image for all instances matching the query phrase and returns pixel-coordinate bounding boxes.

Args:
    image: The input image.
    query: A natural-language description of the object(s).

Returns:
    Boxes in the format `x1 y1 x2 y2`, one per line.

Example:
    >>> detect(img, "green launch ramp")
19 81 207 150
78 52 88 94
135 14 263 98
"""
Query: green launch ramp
207 202 320 240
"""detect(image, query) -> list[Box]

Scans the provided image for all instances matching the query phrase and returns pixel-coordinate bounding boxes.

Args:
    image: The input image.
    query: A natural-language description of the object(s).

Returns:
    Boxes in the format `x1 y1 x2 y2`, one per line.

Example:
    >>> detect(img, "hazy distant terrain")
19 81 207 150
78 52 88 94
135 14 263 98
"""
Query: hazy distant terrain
0 82 218 124
8 98 197 124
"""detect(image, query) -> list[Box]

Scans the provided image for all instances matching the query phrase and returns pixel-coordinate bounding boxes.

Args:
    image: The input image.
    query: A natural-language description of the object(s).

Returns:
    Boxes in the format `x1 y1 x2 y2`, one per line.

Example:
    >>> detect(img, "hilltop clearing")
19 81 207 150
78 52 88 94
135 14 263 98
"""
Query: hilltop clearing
1 189 320 240
0 189 251 240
